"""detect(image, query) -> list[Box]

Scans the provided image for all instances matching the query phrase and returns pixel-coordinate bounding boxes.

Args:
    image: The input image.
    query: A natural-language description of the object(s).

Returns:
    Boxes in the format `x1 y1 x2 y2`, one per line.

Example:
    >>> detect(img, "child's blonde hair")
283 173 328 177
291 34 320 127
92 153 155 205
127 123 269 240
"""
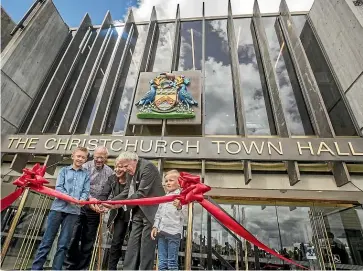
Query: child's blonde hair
164 169 180 179
72 146 88 155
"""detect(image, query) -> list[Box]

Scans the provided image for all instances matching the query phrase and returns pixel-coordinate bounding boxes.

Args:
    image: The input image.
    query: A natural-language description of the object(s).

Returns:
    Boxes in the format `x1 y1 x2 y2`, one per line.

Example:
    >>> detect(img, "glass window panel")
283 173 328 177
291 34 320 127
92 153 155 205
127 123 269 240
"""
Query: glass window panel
205 20 237 135
150 23 175 72
296 17 357 136
104 24 148 134
234 18 276 135
178 21 203 71
263 17 314 136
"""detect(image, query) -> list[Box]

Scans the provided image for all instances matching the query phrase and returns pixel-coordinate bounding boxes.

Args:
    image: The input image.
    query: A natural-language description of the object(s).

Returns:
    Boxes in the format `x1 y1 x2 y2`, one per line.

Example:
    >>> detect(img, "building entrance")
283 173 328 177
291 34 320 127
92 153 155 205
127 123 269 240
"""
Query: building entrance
190 199 363 270
1 190 363 270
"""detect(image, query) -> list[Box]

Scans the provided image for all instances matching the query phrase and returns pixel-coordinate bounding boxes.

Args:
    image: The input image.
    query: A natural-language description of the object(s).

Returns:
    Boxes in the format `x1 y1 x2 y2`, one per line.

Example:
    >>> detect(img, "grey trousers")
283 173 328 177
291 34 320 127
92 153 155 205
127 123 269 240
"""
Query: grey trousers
123 208 156 270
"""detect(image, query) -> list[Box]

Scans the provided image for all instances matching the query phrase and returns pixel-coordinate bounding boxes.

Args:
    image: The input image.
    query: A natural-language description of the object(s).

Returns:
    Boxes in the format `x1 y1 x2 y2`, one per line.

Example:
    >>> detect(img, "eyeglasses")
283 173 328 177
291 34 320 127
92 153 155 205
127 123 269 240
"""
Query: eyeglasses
94 156 106 161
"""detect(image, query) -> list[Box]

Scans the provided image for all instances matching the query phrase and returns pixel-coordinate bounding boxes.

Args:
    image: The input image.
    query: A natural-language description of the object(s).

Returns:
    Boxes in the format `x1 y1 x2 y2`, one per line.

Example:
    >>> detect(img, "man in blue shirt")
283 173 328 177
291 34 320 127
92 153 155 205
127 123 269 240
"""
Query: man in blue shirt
32 147 90 270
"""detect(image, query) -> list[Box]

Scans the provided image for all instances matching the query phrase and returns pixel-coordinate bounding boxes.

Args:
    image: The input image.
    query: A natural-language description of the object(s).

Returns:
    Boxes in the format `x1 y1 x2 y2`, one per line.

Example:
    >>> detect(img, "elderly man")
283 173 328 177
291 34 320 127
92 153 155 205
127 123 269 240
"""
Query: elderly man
65 146 113 270
103 151 165 270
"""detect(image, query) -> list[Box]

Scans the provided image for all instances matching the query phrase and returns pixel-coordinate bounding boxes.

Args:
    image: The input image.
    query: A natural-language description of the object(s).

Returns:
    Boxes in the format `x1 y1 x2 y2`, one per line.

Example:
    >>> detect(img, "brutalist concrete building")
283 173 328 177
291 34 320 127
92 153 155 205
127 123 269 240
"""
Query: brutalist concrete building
1 0 363 269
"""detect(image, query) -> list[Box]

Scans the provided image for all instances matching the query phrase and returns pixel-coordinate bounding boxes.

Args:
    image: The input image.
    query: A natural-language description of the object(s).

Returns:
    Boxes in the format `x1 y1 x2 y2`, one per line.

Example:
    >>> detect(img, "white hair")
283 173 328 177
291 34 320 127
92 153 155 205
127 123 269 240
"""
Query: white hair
115 151 139 164
94 146 109 156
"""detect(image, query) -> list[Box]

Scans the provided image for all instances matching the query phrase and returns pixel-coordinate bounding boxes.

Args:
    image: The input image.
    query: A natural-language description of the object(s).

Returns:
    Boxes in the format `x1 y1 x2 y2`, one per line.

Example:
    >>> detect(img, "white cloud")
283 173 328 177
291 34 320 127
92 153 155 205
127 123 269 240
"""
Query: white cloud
131 0 314 21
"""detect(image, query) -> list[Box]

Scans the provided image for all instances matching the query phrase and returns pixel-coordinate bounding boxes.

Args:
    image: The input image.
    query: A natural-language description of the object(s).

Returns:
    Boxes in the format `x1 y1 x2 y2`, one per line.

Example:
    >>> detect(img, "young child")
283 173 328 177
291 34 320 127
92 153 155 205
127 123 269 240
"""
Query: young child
32 147 90 270
151 170 188 271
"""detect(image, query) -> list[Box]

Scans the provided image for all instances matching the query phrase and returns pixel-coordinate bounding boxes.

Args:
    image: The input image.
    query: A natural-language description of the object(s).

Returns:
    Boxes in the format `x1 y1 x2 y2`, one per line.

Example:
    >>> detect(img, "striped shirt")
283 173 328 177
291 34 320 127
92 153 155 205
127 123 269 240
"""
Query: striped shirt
83 160 113 199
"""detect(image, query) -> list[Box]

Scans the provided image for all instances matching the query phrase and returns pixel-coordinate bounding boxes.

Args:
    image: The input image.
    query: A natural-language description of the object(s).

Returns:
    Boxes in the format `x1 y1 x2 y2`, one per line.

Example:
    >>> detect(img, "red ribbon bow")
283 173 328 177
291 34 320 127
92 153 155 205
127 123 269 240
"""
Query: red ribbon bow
13 164 49 187
178 172 211 204
0 164 307 269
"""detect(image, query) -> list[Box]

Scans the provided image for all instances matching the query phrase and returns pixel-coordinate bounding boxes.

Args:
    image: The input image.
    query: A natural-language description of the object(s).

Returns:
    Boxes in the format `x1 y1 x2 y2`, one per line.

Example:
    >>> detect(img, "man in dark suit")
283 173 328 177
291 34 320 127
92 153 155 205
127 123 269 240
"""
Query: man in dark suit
102 151 165 270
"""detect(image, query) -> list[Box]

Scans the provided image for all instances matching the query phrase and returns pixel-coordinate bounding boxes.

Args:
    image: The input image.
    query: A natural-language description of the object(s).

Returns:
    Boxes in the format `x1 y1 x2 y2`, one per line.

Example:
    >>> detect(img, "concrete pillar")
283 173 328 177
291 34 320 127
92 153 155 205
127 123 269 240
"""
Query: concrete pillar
1 7 15 52
1 0 69 136
308 0 363 135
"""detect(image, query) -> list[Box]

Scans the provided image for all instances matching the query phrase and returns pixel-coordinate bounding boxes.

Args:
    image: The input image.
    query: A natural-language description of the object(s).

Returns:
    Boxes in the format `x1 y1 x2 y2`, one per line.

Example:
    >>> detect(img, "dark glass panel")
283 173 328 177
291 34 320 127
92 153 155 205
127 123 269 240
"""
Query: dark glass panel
205 20 237 135
234 18 276 135
177 21 203 71
263 17 314 136
295 17 357 136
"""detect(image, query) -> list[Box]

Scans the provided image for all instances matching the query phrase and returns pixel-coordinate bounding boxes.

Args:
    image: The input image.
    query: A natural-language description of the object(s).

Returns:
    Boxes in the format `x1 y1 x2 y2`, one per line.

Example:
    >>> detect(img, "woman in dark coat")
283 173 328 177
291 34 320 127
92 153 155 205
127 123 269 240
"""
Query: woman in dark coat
99 163 130 270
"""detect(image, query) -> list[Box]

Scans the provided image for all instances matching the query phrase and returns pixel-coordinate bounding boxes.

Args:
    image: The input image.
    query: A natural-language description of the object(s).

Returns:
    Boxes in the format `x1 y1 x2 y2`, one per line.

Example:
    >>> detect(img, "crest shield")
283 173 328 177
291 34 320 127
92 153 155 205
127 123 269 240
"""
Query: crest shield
135 72 197 119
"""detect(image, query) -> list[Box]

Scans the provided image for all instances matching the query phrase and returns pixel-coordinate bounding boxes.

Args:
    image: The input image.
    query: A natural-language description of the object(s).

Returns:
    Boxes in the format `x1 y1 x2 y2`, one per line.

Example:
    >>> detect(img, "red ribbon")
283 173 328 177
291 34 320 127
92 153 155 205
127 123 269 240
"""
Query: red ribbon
0 164 307 269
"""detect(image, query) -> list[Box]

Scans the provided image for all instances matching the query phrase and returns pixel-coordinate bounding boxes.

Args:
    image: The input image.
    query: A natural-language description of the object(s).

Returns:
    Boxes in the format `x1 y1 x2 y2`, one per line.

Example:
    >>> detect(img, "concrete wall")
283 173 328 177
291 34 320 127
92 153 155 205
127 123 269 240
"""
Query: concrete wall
309 0 363 134
1 0 69 135
1 7 15 52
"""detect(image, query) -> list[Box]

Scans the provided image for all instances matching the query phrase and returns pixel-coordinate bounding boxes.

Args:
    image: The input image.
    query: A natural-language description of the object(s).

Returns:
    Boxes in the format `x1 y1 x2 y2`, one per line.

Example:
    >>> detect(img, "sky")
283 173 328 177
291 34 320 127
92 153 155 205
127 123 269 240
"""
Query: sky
1 0 315 27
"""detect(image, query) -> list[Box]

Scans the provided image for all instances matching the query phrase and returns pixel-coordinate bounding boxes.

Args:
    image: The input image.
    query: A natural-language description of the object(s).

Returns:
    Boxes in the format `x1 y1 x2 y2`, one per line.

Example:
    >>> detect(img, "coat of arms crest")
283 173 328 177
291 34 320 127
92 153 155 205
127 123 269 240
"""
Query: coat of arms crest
135 73 198 119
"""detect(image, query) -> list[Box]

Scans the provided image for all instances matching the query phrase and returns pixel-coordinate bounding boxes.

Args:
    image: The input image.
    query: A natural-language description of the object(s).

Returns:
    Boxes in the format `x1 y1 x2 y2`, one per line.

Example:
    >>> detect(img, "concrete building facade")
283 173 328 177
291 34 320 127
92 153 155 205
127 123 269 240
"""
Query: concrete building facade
1 0 363 270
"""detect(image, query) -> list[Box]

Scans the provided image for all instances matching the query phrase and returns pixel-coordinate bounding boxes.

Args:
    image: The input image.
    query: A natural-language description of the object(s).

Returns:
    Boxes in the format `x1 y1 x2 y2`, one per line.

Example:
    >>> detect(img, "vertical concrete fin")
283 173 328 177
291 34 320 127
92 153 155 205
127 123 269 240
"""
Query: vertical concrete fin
124 6 158 135
202 1 206 136
252 0 300 186
27 13 92 134
56 11 113 135
91 10 136 134
227 0 247 136
279 0 351 187
170 4 181 71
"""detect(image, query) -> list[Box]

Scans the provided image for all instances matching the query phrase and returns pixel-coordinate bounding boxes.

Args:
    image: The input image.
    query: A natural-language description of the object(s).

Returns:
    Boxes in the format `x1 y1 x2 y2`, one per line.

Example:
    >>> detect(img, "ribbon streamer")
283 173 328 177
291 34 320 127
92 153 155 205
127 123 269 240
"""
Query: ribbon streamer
0 164 307 269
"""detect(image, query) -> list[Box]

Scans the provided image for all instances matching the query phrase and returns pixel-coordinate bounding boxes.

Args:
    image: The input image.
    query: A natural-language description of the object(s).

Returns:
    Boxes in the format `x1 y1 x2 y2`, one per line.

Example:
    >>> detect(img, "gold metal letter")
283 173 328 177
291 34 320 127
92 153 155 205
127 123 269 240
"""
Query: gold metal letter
297 142 314 155
15 137 29 149
186 141 199 154
140 140 152 153
267 141 283 155
68 139 81 150
125 140 138 152
155 140 167 153
45 138 56 150
212 141 225 154
7 137 17 149
56 138 69 150
242 141 265 155
334 142 349 156
317 142 335 156
99 139 112 148
88 139 99 151
348 142 363 156
225 141 241 155
27 138 39 149
110 139 123 152
170 140 183 153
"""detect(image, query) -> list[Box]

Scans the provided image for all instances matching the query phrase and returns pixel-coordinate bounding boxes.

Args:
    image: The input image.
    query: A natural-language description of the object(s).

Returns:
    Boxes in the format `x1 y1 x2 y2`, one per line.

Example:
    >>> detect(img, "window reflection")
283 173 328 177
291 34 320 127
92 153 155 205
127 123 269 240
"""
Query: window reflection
177 21 203 71
205 20 237 135
263 17 313 136
150 23 175 72
295 16 357 136
106 24 148 134
234 18 276 135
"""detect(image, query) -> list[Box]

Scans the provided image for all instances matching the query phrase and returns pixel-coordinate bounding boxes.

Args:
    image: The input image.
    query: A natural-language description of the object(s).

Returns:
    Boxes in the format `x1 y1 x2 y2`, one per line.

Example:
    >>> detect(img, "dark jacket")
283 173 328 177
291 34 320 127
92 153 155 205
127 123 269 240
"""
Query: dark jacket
111 158 165 224
99 174 130 228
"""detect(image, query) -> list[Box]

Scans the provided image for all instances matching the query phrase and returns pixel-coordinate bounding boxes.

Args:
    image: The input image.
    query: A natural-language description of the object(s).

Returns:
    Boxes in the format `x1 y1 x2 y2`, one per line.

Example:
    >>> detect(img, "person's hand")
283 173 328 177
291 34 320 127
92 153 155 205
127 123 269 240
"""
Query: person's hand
102 202 116 209
90 204 103 213
151 227 158 240
173 199 182 210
